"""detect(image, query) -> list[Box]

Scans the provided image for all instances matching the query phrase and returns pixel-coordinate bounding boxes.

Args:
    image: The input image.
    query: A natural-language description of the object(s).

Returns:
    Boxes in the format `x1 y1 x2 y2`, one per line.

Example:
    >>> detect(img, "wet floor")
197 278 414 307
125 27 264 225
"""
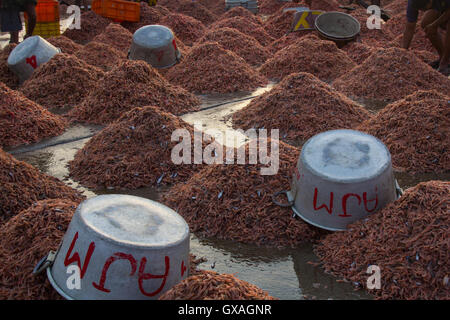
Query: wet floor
182 83 275 147
353 97 390 114
8 83 450 300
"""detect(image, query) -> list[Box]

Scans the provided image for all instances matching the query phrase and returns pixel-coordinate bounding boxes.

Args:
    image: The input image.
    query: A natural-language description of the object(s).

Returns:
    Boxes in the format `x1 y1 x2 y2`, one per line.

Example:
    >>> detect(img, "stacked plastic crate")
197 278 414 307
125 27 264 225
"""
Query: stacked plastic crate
25 0 60 38
92 0 140 22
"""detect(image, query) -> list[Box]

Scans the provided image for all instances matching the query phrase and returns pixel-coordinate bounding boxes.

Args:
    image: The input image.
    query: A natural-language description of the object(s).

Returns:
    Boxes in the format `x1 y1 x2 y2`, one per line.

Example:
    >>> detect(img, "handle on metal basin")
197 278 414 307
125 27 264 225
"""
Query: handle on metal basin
33 250 57 275
272 190 295 207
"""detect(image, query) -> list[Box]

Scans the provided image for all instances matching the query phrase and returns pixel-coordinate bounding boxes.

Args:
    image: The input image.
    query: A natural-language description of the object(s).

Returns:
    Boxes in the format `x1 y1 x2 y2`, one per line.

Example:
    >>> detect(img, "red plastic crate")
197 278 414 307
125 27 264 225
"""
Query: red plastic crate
92 0 140 23
35 0 60 23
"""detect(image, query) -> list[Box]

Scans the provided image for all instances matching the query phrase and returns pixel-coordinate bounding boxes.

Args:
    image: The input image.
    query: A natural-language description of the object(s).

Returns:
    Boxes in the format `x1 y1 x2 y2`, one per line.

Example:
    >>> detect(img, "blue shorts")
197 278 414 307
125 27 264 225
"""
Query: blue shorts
0 9 22 33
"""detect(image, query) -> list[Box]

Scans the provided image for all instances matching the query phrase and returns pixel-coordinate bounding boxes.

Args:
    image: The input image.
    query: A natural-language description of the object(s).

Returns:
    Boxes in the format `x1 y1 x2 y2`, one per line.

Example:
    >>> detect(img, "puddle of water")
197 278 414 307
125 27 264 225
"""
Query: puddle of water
355 97 391 113
10 128 172 202
190 236 373 300
182 84 275 148
290 246 373 300
196 83 275 109
190 236 303 300
13 135 97 199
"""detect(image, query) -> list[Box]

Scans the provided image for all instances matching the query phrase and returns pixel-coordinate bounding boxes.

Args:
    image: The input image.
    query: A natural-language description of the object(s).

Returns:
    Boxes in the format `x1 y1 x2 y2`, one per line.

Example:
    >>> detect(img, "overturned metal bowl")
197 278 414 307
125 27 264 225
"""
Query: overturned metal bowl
7 36 60 83
315 11 360 41
128 25 181 69
43 194 190 300
275 129 402 231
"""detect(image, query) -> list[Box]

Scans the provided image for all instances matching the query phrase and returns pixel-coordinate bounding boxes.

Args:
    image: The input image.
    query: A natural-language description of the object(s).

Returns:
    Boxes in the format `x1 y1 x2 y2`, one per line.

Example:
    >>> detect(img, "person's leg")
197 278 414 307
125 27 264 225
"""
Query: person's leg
0 9 23 43
421 9 444 56
9 31 19 43
24 3 37 39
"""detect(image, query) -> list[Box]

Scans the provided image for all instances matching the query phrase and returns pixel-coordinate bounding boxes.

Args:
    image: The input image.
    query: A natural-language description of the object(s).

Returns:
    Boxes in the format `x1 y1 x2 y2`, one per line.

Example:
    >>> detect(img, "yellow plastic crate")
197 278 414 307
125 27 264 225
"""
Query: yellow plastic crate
25 21 61 38
92 0 140 22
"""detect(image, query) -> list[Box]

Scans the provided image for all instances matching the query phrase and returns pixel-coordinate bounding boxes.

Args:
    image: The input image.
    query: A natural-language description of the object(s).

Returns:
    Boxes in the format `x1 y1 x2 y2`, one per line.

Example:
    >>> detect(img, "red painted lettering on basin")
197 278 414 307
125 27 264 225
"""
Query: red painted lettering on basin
92 253 137 293
64 232 95 279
